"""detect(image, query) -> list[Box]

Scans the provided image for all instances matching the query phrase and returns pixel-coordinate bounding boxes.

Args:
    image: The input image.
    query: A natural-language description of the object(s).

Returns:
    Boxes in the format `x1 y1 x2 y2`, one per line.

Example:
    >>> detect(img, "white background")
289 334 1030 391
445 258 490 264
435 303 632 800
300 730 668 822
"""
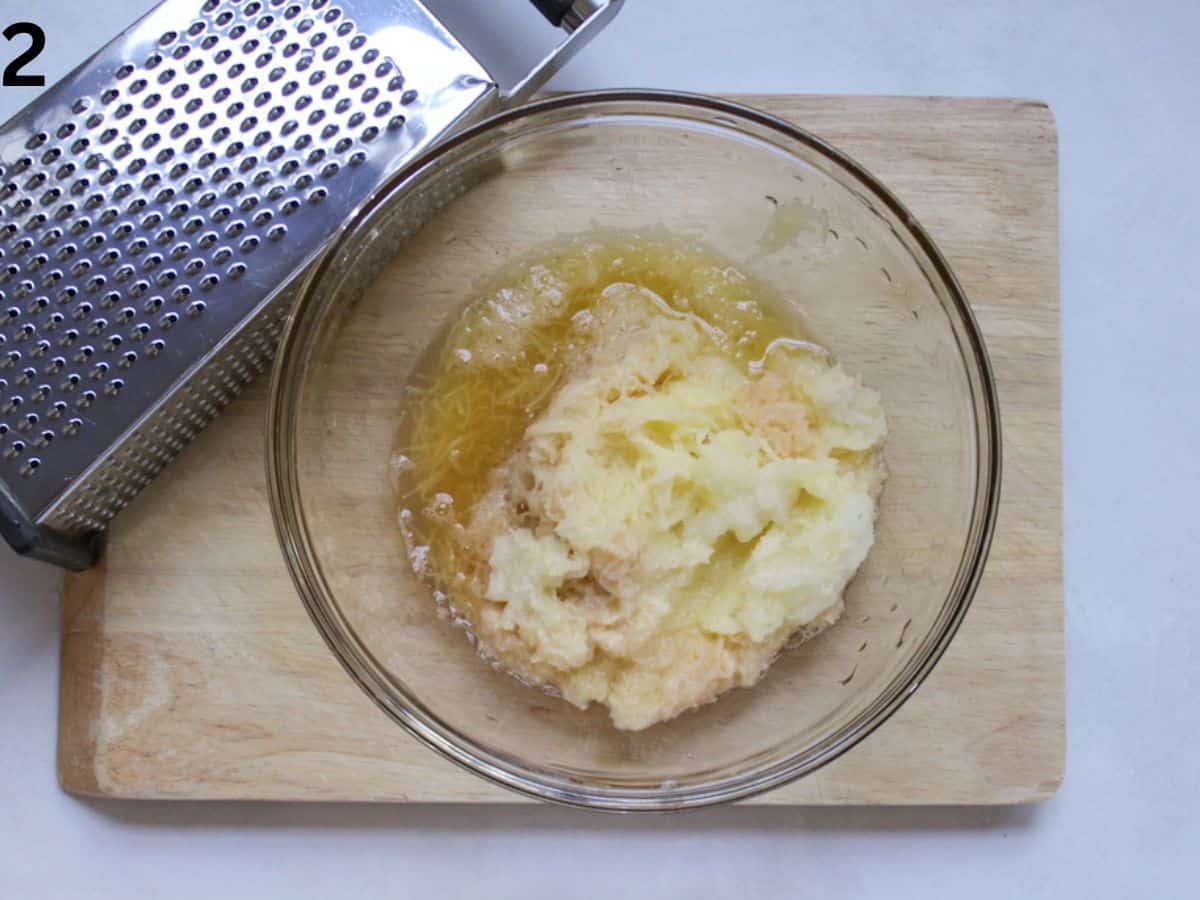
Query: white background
2 0 1198 896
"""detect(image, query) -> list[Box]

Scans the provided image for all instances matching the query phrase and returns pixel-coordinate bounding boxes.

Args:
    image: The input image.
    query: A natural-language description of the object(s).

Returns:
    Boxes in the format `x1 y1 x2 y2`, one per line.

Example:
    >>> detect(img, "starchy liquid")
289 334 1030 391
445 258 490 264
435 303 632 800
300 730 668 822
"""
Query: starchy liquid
392 234 886 730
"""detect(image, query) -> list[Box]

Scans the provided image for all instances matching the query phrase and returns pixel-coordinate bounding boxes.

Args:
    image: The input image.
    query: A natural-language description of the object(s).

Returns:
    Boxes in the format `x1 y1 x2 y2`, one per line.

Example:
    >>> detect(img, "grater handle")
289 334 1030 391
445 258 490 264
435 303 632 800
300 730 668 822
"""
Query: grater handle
506 1 625 107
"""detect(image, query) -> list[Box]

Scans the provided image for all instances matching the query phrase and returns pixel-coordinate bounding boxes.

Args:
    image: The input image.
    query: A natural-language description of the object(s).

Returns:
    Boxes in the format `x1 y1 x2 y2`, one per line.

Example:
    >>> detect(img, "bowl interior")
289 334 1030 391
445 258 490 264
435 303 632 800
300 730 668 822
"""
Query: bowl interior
272 94 998 808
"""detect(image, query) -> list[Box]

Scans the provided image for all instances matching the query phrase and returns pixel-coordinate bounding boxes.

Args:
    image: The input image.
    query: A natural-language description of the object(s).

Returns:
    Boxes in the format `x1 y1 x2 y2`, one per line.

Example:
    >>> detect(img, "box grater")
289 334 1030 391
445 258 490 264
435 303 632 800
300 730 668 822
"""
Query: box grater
0 0 622 568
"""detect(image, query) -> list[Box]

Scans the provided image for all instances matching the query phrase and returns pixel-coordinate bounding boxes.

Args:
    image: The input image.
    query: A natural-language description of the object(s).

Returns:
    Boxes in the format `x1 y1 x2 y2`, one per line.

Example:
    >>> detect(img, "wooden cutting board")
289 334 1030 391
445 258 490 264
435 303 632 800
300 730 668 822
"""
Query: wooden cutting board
58 95 1063 804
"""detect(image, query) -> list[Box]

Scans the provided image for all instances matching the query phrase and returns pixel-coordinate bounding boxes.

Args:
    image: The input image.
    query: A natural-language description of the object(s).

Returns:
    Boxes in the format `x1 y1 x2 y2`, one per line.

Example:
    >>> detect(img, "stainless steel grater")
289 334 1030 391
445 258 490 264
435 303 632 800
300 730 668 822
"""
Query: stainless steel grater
0 0 622 568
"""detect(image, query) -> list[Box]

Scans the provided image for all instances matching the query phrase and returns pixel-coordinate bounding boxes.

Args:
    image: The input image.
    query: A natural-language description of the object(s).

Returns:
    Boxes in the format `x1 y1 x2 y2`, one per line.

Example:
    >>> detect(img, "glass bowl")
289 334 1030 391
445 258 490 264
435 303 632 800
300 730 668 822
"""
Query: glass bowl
266 91 1001 811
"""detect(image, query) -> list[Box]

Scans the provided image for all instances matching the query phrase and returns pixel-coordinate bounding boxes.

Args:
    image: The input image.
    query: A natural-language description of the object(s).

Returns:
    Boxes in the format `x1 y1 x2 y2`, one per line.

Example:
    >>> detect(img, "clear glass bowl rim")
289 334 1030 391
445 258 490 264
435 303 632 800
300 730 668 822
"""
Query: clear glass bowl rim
266 89 1003 812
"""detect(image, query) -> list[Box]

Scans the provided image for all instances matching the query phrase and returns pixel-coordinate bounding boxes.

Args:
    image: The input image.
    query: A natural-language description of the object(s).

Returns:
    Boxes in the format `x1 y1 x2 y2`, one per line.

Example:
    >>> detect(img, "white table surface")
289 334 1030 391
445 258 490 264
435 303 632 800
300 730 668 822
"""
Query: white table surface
2 0 1197 896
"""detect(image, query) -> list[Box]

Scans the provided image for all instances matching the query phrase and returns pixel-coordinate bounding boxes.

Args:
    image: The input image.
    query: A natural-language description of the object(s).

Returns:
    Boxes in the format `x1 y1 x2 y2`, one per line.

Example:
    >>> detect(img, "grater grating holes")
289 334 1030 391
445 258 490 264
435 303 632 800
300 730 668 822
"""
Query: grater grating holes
44 297 287 530
3 0 425 484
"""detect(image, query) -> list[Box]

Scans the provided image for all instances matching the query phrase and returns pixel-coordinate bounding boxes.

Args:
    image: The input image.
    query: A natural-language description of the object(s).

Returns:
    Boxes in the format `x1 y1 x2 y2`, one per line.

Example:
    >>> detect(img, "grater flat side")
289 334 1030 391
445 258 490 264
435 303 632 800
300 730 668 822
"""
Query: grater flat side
0 0 620 567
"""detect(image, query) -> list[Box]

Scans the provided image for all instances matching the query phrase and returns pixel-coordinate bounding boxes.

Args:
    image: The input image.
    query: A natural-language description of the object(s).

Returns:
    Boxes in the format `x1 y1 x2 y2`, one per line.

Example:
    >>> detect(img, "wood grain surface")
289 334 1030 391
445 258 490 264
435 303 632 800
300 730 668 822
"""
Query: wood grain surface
58 95 1063 804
